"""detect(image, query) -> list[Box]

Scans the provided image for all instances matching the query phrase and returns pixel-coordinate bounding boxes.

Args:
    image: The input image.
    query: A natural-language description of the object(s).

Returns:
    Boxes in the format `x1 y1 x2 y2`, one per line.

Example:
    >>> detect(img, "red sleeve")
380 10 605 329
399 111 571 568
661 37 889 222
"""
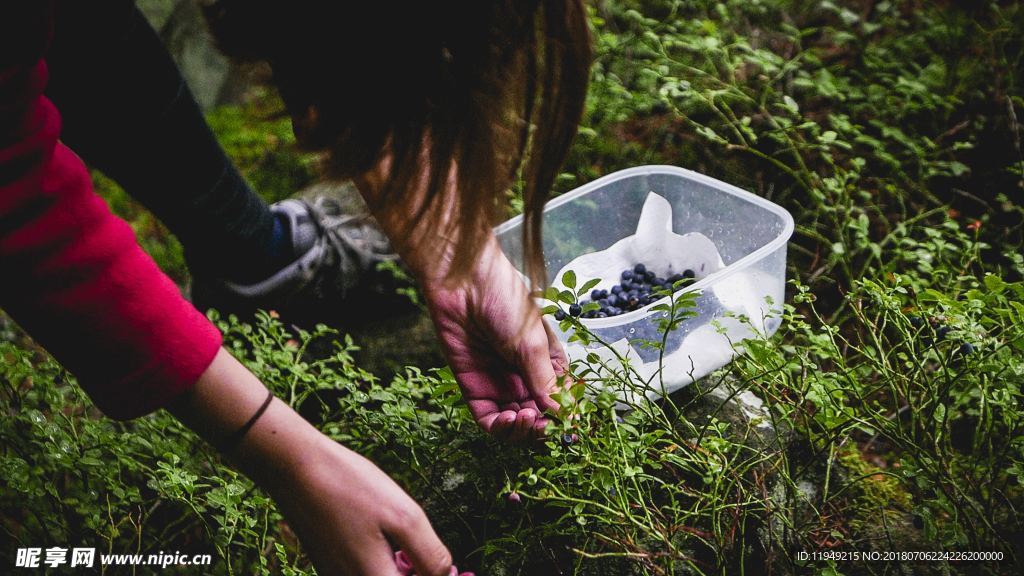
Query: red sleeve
1 54 223 419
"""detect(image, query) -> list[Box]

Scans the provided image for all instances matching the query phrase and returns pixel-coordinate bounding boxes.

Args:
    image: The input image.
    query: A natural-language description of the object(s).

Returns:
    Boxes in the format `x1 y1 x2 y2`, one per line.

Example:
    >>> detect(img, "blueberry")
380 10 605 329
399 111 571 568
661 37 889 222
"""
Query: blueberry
936 325 951 340
634 263 647 275
599 289 609 299
554 309 567 321
596 312 607 318
598 298 609 307
683 269 695 279
653 277 666 286
627 298 639 309
607 306 621 315
591 289 603 300
908 315 924 329
645 270 656 283
561 433 578 446
569 303 581 317
611 285 623 295
608 487 617 497
668 273 684 284
957 342 976 355
621 270 634 281
606 294 619 307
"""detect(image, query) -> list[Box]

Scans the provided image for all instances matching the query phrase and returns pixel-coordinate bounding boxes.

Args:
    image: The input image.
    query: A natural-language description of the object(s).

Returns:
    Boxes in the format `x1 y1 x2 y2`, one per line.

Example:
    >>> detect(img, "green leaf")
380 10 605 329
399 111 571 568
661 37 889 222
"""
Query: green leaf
783 94 800 114
542 286 560 302
559 290 576 305
579 278 601 296
983 274 1006 293
562 270 577 289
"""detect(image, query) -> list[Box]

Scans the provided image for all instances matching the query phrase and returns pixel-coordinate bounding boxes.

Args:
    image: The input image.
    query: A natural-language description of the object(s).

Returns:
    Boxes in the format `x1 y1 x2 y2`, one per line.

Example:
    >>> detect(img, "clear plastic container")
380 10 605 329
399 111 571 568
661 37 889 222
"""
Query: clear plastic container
495 165 795 397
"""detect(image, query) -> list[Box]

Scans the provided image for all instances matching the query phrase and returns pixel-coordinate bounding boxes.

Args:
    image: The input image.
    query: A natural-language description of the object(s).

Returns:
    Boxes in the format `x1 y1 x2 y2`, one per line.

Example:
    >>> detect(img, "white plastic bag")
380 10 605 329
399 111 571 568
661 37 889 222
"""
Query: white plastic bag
548 192 772 402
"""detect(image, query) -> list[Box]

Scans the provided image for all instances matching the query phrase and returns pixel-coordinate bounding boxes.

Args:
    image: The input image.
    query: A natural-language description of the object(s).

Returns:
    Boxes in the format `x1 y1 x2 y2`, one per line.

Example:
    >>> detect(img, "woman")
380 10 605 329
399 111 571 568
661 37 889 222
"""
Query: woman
0 0 590 573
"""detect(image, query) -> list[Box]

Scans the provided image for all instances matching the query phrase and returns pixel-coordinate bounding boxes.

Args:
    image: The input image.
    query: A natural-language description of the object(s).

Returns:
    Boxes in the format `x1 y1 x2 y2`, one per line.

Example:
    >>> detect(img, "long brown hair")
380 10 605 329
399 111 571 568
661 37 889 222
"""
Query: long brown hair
205 0 591 286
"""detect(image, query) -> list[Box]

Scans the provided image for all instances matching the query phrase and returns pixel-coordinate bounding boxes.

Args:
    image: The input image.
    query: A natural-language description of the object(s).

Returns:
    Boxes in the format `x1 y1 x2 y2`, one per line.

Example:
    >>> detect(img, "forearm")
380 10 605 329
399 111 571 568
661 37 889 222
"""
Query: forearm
167 348 458 575
166 348 324 492
352 157 462 284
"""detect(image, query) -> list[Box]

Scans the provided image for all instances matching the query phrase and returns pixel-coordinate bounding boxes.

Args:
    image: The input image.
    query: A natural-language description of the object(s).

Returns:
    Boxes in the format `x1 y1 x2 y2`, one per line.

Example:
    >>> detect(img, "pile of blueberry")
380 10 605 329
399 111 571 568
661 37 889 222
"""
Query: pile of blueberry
555 263 695 320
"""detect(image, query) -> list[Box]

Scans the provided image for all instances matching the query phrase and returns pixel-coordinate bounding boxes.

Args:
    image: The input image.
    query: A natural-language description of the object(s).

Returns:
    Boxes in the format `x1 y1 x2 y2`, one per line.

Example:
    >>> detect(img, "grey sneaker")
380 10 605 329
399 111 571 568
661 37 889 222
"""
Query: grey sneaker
191 197 413 324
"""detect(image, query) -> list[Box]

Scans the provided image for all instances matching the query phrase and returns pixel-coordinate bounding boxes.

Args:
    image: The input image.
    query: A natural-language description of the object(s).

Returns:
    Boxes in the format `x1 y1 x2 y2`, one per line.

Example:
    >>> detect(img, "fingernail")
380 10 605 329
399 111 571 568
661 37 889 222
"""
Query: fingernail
394 550 413 572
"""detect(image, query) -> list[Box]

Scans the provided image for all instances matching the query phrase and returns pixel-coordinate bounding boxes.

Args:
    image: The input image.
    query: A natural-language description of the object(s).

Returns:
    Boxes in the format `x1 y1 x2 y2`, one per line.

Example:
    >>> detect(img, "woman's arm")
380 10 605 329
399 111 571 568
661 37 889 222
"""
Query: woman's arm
169 349 454 576
1 22 453 573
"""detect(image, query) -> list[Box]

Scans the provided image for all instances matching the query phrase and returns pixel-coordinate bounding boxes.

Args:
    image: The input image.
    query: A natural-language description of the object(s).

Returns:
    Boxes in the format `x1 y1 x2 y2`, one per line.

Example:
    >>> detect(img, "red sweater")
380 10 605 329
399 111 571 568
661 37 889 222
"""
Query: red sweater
1 12 222 420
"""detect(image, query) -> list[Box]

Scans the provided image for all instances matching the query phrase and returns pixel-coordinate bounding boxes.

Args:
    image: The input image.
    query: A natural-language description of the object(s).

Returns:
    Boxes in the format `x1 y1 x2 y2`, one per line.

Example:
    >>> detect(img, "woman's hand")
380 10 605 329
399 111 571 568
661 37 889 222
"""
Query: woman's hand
352 163 568 442
421 237 568 442
171 349 455 576
266 435 455 576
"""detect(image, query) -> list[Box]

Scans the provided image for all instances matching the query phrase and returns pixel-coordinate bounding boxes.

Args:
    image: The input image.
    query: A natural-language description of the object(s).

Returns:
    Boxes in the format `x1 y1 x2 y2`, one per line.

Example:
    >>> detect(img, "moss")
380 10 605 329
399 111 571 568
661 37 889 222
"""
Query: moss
837 447 919 549
205 88 318 205
91 171 189 285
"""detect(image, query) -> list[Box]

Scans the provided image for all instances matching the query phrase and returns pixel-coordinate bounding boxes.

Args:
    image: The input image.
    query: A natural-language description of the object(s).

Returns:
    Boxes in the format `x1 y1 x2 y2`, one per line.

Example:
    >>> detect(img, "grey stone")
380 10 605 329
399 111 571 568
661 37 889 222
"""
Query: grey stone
140 0 253 110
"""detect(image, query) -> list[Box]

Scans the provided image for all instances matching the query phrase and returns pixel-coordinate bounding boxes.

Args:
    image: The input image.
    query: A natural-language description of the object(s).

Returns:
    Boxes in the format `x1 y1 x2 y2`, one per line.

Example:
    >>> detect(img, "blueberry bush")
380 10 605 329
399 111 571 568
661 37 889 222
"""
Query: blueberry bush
3 1 1024 574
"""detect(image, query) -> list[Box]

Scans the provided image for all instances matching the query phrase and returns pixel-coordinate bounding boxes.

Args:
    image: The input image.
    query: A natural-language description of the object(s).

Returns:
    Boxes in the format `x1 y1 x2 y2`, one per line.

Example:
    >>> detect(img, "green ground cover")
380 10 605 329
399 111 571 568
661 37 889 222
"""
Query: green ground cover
2 1 1023 574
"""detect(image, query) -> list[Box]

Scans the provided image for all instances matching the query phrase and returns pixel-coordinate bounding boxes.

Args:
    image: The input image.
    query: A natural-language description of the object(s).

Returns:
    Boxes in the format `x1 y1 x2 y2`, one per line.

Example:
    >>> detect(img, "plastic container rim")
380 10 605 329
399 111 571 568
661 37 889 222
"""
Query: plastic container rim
495 165 796 327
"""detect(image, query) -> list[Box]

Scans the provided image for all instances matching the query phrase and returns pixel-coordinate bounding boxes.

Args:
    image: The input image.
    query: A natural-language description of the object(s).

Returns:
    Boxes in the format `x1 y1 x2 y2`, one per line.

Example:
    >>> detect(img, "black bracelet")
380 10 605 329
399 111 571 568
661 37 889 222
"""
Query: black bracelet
217 390 275 454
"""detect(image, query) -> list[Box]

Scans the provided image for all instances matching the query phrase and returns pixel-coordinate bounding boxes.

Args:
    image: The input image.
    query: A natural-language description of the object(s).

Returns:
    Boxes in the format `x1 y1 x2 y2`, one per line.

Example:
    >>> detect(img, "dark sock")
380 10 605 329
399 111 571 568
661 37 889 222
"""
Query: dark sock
227 210 301 284
269 213 291 263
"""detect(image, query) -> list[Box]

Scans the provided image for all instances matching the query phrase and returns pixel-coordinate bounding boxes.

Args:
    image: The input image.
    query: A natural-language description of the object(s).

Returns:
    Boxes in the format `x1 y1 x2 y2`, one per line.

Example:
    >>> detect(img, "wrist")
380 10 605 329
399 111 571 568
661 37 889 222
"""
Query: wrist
352 171 469 285
416 234 506 293
168 348 328 493
230 398 330 493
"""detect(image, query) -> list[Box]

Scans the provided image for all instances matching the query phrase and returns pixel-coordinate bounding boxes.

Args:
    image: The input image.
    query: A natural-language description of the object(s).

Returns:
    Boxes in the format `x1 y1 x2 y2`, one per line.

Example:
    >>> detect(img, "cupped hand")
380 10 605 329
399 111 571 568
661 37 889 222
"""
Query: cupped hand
422 237 568 442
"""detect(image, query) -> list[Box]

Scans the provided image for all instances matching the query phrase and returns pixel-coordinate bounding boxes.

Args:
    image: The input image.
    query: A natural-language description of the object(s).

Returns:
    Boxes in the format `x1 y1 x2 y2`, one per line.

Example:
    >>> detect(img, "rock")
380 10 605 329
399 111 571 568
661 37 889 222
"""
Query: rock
668 375 782 452
140 0 254 110
667 375 795 571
